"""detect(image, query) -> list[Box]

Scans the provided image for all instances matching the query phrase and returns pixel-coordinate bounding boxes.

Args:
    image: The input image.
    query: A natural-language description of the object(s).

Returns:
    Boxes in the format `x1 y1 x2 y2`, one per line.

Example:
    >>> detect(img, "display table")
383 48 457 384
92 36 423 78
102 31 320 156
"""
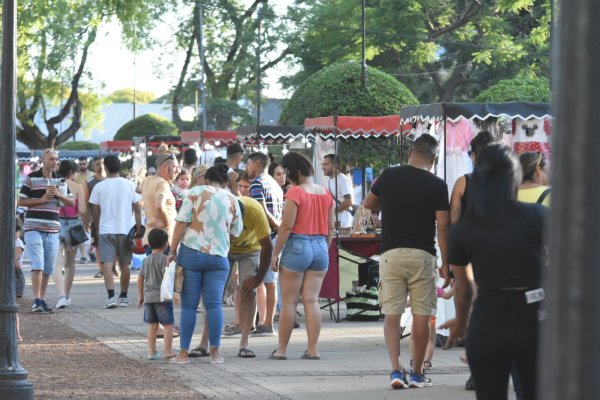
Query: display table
320 236 380 321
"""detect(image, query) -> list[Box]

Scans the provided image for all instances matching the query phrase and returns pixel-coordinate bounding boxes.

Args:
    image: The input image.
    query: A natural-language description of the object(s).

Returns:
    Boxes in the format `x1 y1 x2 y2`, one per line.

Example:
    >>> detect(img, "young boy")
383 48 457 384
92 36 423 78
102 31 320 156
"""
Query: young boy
137 229 177 359
15 218 25 343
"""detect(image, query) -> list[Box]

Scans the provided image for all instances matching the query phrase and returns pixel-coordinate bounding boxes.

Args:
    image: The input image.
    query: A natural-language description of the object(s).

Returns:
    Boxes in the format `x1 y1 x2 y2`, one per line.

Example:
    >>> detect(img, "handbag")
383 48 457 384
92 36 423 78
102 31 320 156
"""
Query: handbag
68 224 89 246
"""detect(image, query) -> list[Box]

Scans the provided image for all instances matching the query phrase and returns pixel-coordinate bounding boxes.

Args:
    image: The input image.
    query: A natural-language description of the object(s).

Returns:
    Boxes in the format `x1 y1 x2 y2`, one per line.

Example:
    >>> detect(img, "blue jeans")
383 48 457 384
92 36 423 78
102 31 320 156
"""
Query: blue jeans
280 234 329 273
24 230 60 276
177 244 229 350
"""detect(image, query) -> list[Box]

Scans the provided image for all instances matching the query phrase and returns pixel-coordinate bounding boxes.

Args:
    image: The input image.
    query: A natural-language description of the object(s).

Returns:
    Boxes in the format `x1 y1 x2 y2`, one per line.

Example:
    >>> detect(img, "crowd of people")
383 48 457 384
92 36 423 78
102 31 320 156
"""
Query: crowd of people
15 134 549 398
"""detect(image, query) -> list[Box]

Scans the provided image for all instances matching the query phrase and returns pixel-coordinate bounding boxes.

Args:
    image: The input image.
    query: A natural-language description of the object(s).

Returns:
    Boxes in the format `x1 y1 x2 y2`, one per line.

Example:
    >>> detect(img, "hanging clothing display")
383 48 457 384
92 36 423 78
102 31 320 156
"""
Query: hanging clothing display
512 117 552 160
436 118 474 197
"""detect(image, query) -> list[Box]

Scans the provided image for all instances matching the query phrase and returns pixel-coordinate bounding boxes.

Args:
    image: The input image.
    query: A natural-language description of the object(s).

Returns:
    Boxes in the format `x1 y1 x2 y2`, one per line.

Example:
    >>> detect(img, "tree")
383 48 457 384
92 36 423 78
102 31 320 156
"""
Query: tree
475 75 551 102
279 62 418 125
16 0 173 149
114 113 178 140
283 0 551 103
280 63 418 169
57 141 100 150
108 89 157 104
168 0 292 129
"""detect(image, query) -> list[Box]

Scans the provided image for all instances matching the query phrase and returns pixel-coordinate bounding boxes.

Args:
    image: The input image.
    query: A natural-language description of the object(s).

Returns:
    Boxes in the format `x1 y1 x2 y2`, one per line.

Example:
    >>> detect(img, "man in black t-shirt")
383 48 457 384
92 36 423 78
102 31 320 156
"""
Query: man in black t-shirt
364 134 450 389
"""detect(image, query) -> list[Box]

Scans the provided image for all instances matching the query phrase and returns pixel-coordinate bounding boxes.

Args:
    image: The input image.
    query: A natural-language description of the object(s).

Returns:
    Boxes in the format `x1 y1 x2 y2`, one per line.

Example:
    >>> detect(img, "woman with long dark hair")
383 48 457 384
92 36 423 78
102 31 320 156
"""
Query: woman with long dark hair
442 144 547 400
168 164 243 364
269 152 334 360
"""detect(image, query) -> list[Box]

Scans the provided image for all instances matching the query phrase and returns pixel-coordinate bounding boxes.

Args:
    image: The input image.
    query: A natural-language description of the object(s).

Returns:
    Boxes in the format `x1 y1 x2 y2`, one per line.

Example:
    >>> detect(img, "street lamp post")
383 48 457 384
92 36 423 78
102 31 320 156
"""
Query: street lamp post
0 0 35 397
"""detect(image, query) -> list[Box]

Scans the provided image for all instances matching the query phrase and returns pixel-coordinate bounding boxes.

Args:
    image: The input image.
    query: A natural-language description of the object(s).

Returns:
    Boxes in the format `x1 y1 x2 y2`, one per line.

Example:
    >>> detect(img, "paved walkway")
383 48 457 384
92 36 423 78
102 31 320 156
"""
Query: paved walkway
23 262 514 400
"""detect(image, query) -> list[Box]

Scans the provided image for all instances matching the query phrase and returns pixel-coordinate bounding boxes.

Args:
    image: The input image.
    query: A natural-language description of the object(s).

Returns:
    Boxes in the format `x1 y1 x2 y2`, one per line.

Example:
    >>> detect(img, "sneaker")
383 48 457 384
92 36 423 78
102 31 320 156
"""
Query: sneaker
32 299 43 313
40 299 54 314
56 297 69 309
104 297 118 309
251 324 275 337
79 257 88 264
222 327 242 338
93 271 103 278
409 371 433 388
66 297 72 306
118 297 130 307
390 370 408 389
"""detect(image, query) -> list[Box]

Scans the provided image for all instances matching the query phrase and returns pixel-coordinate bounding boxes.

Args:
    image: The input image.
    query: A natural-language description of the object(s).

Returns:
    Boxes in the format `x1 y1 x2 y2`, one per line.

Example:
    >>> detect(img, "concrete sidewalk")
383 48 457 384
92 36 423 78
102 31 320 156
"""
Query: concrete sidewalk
24 263 512 400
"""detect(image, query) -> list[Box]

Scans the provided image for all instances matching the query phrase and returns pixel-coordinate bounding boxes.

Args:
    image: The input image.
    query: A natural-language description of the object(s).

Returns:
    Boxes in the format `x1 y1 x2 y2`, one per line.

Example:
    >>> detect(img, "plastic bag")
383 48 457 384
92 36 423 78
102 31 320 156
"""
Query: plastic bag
160 261 176 302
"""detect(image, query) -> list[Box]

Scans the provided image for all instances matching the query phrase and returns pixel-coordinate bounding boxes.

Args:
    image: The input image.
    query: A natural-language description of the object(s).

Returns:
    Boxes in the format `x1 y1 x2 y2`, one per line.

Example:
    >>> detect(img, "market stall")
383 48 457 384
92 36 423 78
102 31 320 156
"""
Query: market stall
400 102 552 195
303 115 402 321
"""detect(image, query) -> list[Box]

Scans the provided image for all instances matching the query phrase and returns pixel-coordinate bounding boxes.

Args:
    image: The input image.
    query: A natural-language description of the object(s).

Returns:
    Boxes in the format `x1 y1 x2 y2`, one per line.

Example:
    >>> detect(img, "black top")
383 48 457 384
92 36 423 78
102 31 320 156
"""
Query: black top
371 165 449 256
449 202 546 290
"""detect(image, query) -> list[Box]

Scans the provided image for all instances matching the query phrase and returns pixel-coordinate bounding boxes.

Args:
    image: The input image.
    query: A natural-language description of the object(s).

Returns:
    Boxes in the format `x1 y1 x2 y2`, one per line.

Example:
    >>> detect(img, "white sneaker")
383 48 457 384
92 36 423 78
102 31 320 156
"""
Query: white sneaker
118 297 130 307
66 297 72 306
104 297 118 309
56 297 68 309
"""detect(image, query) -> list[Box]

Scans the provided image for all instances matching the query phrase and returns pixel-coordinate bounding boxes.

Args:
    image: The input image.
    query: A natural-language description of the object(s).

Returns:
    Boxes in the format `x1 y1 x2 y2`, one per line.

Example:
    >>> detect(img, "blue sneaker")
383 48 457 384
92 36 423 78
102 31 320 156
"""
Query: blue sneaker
40 299 54 314
32 299 43 313
390 370 408 389
409 371 433 388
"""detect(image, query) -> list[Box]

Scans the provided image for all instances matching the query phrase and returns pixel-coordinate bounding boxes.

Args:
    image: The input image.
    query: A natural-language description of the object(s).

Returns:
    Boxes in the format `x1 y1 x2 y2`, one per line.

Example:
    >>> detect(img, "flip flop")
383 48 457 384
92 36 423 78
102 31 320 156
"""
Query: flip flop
300 350 320 360
170 357 191 364
269 350 286 360
210 357 224 364
147 352 162 360
189 346 210 357
238 348 256 358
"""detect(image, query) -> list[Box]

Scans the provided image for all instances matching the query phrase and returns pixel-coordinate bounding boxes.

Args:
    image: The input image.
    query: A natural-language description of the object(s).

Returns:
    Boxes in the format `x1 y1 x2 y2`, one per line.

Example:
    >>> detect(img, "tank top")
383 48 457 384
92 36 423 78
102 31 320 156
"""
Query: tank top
59 198 79 218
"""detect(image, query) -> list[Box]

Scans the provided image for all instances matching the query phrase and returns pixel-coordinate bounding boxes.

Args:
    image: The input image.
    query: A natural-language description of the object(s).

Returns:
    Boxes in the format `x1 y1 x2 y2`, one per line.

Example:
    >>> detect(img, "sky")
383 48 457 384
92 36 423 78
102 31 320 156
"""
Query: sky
86 1 294 101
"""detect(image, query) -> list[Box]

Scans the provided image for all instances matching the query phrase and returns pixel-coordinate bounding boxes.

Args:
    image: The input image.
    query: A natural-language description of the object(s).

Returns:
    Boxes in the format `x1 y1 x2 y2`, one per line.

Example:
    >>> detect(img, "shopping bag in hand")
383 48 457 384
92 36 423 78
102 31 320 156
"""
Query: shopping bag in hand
160 261 176 302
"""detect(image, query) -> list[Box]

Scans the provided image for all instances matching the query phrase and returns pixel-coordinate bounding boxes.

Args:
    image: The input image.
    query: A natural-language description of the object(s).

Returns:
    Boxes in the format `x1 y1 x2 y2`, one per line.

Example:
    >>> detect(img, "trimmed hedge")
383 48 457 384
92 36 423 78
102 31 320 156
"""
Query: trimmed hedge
57 141 100 150
475 76 551 103
279 62 418 125
114 113 178 140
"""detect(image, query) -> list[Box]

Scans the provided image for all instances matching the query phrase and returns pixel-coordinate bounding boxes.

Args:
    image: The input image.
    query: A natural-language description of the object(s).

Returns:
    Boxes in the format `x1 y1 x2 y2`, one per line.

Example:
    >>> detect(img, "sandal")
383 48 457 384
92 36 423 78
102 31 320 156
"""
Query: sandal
238 348 256 358
268 350 286 360
189 346 210 358
157 325 180 339
300 350 320 360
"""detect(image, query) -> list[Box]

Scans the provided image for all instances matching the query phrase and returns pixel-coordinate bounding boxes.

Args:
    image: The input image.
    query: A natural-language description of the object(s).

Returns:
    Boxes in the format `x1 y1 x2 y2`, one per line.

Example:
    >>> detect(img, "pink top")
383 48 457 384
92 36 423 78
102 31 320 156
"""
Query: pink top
59 198 79 218
285 186 333 236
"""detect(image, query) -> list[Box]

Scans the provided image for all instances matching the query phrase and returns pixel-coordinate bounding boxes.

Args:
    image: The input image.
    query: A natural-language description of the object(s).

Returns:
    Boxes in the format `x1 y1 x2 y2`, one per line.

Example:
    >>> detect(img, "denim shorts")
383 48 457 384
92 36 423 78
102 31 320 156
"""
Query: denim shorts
144 301 174 325
24 230 60 276
280 234 329 273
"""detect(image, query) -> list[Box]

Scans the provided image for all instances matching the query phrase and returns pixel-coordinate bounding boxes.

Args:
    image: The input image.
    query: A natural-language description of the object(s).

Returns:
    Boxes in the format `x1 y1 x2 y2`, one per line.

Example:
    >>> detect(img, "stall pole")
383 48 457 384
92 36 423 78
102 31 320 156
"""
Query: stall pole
0 0 35 397
442 103 447 181
539 0 600 398
334 115 341 321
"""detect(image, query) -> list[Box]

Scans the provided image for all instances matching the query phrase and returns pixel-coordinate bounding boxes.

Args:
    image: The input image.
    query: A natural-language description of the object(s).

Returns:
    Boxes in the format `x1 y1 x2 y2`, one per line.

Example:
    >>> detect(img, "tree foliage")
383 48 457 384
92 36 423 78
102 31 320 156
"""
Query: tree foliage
16 0 173 149
114 113 178 140
168 0 292 129
475 75 550 102
283 0 551 103
108 89 157 104
279 63 418 125
57 141 100 150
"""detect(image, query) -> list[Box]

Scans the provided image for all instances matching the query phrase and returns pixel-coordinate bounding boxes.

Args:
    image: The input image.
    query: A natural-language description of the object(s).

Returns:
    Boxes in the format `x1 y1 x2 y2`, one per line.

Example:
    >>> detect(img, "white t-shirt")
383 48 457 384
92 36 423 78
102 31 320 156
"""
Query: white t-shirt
327 173 354 228
89 177 141 235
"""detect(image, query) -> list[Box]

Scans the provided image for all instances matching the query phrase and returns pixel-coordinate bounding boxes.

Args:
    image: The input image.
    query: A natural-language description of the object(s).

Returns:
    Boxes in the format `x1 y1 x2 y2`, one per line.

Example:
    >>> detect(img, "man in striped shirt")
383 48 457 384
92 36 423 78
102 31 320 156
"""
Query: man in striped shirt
18 148 74 313
246 152 283 336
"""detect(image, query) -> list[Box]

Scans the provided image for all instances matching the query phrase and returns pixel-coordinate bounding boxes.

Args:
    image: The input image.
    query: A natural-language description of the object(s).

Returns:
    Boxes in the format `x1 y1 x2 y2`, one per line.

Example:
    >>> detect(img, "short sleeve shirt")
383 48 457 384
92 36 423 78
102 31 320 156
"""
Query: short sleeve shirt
176 185 243 257
89 177 141 235
140 253 168 303
230 196 271 254
371 165 449 256
19 170 61 233
249 173 284 227
140 176 177 245
327 173 354 228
